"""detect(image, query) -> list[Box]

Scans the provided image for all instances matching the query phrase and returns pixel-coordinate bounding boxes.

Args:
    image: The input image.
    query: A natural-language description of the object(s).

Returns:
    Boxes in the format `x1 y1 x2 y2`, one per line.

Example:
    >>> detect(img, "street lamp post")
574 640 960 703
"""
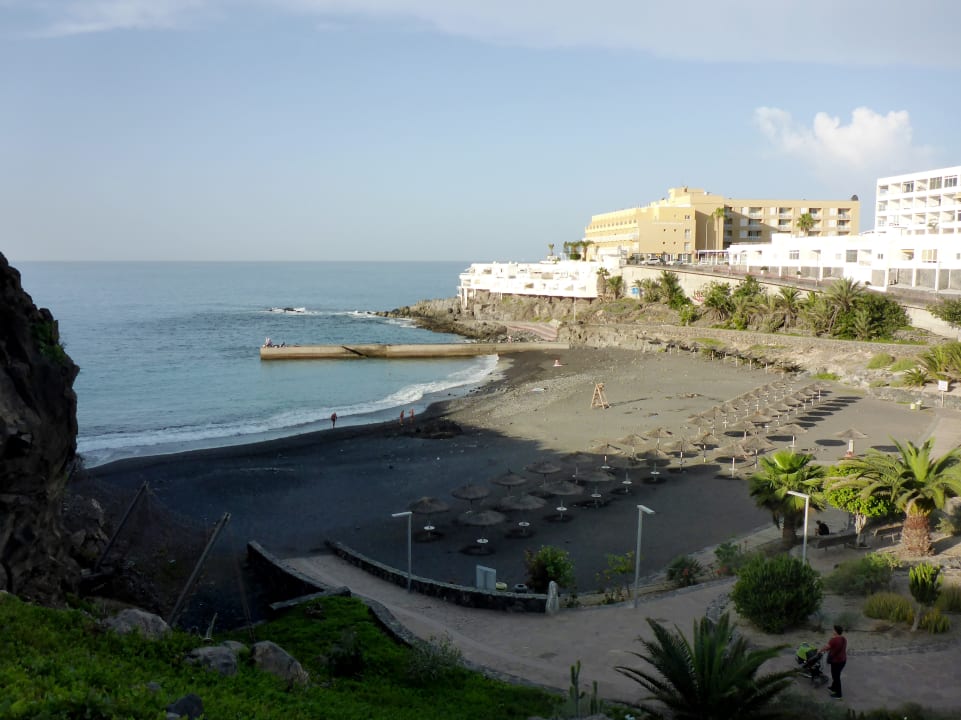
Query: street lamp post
786 490 810 564
633 504 656 608
391 511 413 591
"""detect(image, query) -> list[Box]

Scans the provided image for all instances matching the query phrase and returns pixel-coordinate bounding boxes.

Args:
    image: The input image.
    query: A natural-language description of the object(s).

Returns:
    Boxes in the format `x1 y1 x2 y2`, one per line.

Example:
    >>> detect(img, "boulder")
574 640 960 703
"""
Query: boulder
165 693 204 719
186 643 242 676
103 608 171 639
252 640 309 687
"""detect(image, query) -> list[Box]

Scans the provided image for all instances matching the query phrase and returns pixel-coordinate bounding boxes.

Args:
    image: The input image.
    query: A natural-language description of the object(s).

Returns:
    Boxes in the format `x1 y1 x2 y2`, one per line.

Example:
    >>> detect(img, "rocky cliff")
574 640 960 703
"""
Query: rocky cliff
0 252 82 603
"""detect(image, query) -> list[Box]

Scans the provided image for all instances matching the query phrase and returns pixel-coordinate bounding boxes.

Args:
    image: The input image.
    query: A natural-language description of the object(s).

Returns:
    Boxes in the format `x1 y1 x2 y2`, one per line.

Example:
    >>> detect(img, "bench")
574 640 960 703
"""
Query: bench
871 523 903 543
814 532 857 551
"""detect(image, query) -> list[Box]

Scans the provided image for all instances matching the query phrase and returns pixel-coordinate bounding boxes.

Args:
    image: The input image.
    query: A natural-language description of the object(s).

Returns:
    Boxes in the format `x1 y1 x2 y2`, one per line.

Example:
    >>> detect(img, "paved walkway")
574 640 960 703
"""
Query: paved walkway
283 410 961 713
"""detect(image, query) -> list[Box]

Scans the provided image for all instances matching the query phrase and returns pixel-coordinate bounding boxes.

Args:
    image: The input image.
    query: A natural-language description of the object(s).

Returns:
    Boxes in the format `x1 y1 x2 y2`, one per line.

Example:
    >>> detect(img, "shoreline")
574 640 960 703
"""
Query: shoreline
76 343 946 625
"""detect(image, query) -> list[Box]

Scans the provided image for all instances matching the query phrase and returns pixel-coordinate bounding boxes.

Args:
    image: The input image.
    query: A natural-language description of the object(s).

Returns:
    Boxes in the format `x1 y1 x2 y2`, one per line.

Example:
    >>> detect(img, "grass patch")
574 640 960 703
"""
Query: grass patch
864 592 915 624
812 372 840 381
823 554 897 596
692 337 723 348
889 357 918 372
0 593 564 720
934 584 961 613
866 352 895 369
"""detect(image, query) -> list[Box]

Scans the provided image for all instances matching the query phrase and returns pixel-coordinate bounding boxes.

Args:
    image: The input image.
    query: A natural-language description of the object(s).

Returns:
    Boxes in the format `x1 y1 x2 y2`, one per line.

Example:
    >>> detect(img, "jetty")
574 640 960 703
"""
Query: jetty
260 342 569 361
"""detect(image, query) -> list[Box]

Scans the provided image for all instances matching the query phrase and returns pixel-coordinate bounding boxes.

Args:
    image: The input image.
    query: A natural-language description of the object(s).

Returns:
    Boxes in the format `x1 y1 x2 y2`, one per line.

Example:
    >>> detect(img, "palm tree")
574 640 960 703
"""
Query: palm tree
823 277 865 334
658 270 687 309
701 282 733 322
615 613 792 720
748 449 826 547
842 438 961 555
775 287 802 329
581 240 594 261
712 206 727 247
638 278 660 304
799 291 831 336
918 342 961 383
796 212 815 236
606 275 624 300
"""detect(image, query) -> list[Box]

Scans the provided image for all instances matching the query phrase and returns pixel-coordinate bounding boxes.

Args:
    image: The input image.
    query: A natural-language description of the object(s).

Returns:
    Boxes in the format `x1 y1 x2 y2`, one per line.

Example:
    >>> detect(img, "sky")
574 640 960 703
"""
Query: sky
1 1 960 262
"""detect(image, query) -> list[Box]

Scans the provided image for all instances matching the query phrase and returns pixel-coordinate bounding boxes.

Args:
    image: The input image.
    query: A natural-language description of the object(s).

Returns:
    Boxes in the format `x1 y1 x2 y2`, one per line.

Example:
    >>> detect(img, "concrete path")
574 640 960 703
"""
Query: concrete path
282 410 961 714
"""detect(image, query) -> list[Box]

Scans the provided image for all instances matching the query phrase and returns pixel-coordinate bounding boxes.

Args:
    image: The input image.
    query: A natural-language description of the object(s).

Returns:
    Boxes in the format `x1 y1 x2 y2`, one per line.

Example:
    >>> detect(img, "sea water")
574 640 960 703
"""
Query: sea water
14 261 494 467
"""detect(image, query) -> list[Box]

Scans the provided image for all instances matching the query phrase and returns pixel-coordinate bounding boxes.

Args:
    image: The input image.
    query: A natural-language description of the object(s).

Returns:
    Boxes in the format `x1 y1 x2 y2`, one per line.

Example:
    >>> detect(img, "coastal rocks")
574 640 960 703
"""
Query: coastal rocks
252 640 310 687
166 693 204 720
103 608 172 639
186 643 243 676
0 252 81 605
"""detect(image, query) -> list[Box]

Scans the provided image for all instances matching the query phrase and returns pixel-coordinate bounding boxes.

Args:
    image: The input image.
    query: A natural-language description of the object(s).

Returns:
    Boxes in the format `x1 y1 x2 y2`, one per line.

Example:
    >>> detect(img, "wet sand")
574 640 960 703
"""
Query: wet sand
82 345 934 601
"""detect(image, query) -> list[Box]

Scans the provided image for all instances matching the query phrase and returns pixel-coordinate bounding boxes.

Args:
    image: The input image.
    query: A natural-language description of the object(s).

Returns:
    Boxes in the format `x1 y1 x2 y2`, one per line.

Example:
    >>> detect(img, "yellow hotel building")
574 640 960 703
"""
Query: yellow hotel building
582 186 860 262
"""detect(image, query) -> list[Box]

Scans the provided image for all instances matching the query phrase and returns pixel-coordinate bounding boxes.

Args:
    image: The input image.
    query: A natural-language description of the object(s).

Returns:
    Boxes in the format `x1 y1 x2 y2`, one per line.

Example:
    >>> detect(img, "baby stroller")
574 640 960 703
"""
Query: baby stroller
795 642 828 686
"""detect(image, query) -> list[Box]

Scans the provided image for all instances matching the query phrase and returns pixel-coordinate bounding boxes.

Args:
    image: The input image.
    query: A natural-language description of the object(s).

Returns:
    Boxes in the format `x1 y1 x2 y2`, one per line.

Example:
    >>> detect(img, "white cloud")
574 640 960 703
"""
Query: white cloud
754 107 935 186
12 0 961 68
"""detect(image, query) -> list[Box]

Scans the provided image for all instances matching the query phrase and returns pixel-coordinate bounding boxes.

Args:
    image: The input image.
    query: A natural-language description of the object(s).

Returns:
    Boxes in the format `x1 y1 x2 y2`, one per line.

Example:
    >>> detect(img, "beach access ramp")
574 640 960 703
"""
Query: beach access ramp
260 342 569 360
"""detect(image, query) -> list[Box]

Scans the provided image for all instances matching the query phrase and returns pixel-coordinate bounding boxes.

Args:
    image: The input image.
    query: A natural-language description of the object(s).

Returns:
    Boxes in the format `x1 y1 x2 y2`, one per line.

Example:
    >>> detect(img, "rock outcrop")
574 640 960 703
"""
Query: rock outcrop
0 252 81 603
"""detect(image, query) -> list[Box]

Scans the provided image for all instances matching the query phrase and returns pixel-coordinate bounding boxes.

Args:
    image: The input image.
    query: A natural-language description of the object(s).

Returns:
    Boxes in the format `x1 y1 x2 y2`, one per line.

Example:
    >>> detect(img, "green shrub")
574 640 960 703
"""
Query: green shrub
731 554 822 633
713 541 752 577
889 357 917 372
813 371 840 381
909 562 943 607
936 504 961 536
934 584 961 613
666 555 702 588
864 592 915 624
823 553 897 596
524 546 575 593
867 353 895 369
919 608 952 634
406 633 464 685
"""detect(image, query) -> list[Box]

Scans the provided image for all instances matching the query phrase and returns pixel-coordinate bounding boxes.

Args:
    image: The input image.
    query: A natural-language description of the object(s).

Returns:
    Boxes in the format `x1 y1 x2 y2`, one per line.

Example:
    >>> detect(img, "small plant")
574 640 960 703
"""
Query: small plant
524 546 575 593
864 592 915 624
823 553 898 596
558 660 601 719
889 357 919 372
867 352 895 369
901 367 932 388
713 540 751 576
812 371 840 381
934 584 961 613
406 633 464 685
731 554 823 634
666 555 702 588
919 608 952 634
596 552 633 604
909 562 943 631
936 504 961 536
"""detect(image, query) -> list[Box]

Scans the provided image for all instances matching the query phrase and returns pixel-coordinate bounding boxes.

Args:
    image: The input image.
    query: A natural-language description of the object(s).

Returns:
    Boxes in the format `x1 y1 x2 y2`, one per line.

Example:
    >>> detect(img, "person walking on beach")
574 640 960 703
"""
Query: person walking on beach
408 408 414 424
330 412 337 428
821 625 847 699
399 410 405 426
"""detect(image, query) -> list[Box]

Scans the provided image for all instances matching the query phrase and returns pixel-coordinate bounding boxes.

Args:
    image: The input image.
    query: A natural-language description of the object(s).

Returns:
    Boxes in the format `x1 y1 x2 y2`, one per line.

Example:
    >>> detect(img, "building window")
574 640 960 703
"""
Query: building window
684 228 691 240
747 230 761 238
684 214 690 220
903 181 915 192
930 177 942 190
788 249 799 260
845 250 857 262
946 176 959 188
877 253 884 260
922 249 938 262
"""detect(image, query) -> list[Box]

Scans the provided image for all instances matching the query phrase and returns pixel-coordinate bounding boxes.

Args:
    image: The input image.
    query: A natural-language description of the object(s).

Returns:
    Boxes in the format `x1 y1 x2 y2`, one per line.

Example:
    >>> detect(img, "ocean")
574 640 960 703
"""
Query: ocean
14 261 495 467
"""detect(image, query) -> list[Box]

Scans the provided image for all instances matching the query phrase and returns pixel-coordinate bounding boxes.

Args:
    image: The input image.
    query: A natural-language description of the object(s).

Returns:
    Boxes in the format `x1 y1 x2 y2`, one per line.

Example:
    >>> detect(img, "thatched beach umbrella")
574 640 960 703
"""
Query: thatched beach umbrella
457 509 507 550
489 470 528 498
771 422 807 448
666 437 701 467
588 442 624 457
835 427 868 457
642 427 673 450
715 440 748 477
497 493 546 536
543 479 583 521
580 469 616 503
526 460 562 490
451 483 490 511
741 434 776 468
408 496 451 539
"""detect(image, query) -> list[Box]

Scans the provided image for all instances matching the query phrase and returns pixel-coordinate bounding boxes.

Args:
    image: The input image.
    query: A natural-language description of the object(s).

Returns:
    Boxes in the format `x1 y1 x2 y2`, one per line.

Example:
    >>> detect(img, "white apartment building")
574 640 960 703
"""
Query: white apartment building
458 259 619 308
876 166 961 236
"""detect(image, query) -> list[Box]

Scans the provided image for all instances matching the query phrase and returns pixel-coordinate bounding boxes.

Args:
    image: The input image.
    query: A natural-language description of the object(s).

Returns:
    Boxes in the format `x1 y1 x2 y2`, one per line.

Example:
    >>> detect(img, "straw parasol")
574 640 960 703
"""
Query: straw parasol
666 437 701 467
408 496 450 540
542 479 583 522
835 427 868 457
770 422 808 447
579 469 616 505
489 470 528 498
498 493 546 536
715 440 748 477
588 442 624 457
458 509 507 527
526 460 562 490
642 427 674 449
451 483 490 511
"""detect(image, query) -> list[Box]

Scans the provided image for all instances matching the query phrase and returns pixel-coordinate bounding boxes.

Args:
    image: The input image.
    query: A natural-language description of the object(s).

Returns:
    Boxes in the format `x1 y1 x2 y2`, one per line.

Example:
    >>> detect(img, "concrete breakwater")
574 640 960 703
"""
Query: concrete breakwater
259 342 568 360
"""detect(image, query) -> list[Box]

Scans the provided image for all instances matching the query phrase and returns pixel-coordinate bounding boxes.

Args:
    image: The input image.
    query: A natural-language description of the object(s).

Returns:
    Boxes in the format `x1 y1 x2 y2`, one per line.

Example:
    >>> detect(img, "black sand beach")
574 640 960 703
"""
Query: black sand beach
77 345 932 625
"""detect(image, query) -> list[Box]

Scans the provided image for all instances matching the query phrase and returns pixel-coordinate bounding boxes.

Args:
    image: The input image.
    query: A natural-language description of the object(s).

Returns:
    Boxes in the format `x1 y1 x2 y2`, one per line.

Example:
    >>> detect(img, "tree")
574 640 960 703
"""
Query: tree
615 613 793 720
748 449 826 547
928 297 961 332
657 270 688 309
823 464 896 545
701 282 733 322
606 275 624 300
822 277 865 335
799 291 832 336
524 546 575 592
636 278 660 304
774 287 802 329
580 240 594 261
797 212 815 236
732 555 823 634
547 243 555 257
918 342 961 383
842 438 961 555
712 206 727 248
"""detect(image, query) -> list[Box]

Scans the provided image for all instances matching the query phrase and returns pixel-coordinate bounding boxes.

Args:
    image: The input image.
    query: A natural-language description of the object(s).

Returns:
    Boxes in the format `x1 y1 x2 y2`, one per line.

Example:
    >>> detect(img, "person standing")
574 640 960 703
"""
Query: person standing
821 625 847 699
330 412 337 428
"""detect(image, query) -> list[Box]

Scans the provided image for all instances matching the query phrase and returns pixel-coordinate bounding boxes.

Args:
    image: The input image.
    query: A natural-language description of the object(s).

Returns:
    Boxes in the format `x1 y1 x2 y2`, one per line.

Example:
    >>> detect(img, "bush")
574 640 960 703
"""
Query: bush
731 554 822 633
936 504 961 536
934 584 961 613
919 608 952 634
823 553 897 596
524 546 575 593
867 353 895 369
666 555 702 588
864 592 915 624
713 540 752 577
889 357 917 372
407 633 464 685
